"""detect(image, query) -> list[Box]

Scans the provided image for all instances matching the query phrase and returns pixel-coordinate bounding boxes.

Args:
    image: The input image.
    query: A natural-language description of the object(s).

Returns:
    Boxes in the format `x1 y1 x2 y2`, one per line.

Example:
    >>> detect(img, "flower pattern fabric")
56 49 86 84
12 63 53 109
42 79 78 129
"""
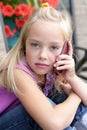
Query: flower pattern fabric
41 71 57 96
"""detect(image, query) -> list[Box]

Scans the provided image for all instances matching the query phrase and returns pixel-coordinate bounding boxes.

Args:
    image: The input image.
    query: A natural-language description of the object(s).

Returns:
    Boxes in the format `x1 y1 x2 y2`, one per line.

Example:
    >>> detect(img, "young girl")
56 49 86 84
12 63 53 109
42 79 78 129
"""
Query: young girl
0 3 87 130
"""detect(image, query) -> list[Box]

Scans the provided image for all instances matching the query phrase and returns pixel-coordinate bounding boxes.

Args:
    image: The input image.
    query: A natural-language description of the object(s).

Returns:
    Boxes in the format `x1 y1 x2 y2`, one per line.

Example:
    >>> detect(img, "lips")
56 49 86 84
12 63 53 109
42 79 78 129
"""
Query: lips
35 63 49 69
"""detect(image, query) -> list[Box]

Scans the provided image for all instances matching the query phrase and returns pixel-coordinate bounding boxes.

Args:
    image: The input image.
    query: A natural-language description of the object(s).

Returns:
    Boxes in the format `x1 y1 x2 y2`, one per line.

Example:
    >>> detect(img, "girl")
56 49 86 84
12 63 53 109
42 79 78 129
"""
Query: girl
0 4 87 130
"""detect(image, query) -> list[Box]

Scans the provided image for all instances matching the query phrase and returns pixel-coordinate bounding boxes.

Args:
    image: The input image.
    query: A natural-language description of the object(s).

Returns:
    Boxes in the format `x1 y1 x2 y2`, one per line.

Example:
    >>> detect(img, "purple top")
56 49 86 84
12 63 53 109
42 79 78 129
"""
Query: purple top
0 87 20 114
0 57 56 114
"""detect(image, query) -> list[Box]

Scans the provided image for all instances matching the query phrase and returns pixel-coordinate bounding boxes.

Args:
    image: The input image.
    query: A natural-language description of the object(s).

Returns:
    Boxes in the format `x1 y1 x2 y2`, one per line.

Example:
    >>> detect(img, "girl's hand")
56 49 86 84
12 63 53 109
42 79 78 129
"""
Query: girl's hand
55 74 72 95
60 81 72 95
54 41 75 82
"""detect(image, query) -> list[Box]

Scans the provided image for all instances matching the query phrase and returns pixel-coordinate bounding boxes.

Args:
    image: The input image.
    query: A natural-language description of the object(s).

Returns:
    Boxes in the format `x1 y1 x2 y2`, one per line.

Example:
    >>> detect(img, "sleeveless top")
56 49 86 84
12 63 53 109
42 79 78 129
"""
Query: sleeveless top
0 57 56 114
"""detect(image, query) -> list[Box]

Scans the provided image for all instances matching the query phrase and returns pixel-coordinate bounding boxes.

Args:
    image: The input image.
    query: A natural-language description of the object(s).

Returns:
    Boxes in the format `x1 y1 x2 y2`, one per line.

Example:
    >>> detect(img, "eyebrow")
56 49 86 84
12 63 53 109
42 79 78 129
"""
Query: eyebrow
27 38 64 46
50 41 64 46
27 38 40 42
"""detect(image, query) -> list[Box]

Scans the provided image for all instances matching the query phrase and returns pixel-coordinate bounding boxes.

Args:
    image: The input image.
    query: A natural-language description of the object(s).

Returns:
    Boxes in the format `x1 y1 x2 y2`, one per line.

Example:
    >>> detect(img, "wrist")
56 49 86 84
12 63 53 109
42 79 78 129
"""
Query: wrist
67 74 77 83
70 91 81 103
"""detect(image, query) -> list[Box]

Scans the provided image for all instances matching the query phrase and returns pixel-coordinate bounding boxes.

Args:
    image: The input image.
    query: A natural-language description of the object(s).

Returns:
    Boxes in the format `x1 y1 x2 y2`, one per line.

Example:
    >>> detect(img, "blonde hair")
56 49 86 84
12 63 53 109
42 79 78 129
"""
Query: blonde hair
0 6 73 92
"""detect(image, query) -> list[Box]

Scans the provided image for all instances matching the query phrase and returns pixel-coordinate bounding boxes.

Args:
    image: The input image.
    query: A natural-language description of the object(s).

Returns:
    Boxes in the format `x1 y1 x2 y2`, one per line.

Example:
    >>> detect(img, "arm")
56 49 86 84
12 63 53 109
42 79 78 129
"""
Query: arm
14 69 81 130
68 75 87 106
54 41 87 106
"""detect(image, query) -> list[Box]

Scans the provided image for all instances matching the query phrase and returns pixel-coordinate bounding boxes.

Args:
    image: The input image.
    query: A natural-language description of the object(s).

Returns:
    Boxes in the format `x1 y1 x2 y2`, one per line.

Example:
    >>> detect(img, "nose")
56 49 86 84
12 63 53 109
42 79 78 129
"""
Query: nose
39 48 48 60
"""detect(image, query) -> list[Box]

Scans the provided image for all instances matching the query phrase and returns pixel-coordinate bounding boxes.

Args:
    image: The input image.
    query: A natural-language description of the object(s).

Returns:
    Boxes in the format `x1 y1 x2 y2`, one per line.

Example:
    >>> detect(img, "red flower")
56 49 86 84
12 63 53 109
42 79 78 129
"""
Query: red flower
1 0 60 38
42 0 59 7
15 4 30 17
4 25 16 37
4 25 12 37
2 5 14 17
0 2 3 10
15 18 26 29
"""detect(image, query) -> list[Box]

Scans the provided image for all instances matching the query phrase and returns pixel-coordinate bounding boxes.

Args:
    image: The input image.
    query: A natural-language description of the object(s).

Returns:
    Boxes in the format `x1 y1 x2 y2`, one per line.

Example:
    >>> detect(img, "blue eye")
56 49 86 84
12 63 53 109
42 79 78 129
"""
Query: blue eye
51 46 59 50
31 43 39 48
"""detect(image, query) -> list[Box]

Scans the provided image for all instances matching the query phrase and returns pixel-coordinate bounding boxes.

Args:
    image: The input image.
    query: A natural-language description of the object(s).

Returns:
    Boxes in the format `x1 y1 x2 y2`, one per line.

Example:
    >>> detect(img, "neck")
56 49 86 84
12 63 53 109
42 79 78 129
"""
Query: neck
36 74 46 87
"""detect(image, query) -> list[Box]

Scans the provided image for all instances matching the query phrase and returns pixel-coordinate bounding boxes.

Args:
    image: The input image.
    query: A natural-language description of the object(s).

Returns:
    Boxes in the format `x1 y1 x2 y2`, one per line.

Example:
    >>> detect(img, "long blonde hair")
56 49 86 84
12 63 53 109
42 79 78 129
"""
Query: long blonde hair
0 6 73 92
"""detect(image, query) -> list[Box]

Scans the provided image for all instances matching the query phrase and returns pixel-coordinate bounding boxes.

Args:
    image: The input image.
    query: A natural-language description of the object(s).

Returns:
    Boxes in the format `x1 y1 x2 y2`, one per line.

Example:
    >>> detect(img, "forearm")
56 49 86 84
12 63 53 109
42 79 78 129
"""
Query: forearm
52 92 81 129
68 74 87 105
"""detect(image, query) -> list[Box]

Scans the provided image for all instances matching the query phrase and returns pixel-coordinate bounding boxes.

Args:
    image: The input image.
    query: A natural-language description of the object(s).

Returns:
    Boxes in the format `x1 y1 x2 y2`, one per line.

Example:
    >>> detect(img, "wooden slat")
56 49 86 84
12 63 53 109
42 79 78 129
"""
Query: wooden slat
0 23 7 57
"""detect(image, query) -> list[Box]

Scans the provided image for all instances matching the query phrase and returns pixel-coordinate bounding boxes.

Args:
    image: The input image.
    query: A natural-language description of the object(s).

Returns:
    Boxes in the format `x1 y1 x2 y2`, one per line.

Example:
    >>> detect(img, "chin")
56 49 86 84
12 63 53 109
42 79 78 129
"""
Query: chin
34 70 47 74
37 70 51 75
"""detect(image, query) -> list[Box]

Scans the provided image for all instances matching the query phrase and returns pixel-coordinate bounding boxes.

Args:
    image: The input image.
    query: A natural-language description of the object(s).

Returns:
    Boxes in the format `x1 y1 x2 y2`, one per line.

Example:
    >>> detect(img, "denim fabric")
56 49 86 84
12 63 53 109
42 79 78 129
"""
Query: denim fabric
71 103 87 130
49 90 87 130
0 104 42 130
0 99 56 130
0 91 87 130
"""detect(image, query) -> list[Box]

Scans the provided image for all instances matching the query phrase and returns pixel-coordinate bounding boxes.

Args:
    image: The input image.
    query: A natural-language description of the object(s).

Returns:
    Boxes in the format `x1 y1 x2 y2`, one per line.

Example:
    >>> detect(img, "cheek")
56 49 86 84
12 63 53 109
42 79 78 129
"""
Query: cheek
49 54 57 65
51 51 61 64
55 49 62 58
26 48 34 62
26 52 35 62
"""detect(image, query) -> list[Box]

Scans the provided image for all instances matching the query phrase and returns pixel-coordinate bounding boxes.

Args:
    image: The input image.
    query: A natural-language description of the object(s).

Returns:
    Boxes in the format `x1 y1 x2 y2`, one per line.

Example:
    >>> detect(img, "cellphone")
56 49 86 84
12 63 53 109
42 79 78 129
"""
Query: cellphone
53 40 69 74
60 40 69 55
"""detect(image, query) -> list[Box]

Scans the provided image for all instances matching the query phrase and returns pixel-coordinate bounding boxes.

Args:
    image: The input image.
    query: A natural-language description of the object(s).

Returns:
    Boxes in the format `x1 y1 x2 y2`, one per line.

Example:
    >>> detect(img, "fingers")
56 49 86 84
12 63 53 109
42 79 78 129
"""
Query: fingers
54 55 74 71
53 40 74 74
60 82 72 95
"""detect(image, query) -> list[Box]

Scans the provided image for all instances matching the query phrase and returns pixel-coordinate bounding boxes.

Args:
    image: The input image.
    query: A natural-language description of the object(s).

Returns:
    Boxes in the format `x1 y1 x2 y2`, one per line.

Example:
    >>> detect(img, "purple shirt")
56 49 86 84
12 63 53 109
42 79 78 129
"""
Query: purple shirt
0 87 20 114
0 57 56 114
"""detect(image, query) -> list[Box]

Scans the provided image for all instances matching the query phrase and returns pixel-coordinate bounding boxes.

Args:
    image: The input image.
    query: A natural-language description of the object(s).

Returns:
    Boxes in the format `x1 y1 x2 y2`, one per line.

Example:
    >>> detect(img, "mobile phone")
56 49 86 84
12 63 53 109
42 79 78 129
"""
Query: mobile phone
60 40 69 55
53 40 69 74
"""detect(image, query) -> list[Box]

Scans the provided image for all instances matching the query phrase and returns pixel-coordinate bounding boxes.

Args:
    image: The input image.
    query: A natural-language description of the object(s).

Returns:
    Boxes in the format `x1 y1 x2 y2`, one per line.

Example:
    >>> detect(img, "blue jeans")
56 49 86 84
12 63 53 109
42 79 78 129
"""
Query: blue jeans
64 103 87 130
0 92 87 130
49 91 87 130
0 104 42 130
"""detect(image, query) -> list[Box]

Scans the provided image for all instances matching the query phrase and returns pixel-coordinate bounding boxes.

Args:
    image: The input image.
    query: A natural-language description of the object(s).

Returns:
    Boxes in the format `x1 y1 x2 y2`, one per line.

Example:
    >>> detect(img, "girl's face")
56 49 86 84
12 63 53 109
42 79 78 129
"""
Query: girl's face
25 20 65 75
